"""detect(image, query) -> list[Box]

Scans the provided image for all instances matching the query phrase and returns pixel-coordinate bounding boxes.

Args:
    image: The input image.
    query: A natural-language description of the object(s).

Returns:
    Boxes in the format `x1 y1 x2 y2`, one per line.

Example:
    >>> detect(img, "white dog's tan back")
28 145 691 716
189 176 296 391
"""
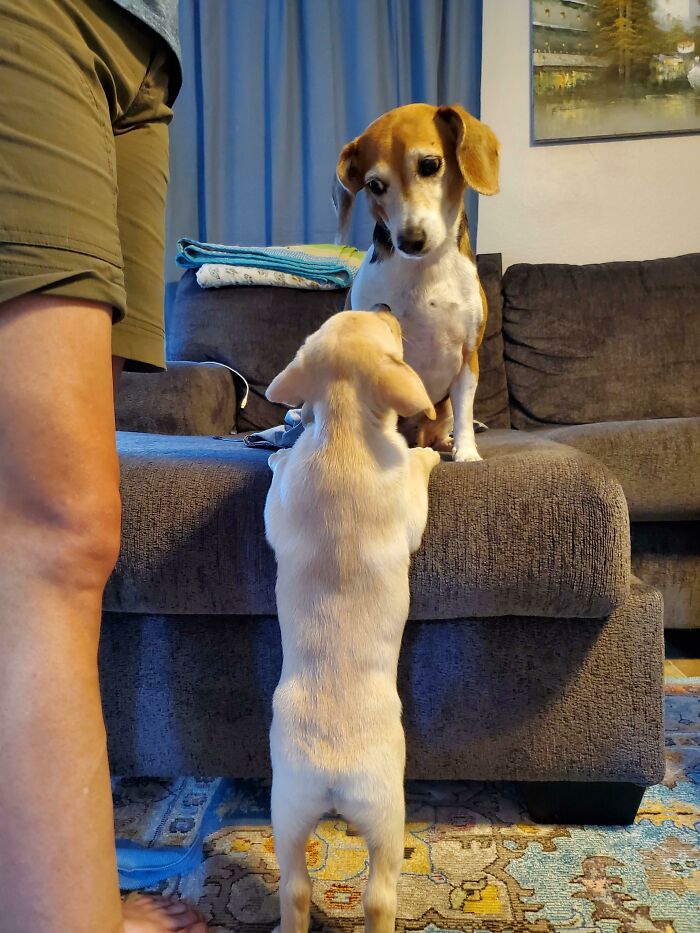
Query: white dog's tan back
264 310 439 933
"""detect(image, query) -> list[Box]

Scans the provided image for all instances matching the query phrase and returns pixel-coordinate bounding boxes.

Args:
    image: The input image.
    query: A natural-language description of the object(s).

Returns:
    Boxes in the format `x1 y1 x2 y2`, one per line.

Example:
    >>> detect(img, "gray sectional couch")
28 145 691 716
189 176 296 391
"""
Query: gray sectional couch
103 251 699 823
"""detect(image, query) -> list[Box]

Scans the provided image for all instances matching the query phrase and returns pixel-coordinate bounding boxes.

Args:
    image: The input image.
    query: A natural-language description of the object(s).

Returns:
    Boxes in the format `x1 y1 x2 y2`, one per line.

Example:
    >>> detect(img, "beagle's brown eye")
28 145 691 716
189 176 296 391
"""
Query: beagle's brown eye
367 178 386 196
418 156 441 177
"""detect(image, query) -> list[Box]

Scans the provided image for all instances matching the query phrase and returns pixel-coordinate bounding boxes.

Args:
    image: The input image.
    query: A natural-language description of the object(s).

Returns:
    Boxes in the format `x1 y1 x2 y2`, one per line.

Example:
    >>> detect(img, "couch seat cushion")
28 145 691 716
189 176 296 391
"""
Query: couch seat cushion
106 430 629 619
534 418 700 521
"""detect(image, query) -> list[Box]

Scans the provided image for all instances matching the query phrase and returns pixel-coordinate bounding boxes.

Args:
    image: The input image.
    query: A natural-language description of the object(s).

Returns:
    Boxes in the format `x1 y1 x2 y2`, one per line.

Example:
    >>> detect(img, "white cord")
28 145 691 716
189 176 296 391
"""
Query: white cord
195 360 250 409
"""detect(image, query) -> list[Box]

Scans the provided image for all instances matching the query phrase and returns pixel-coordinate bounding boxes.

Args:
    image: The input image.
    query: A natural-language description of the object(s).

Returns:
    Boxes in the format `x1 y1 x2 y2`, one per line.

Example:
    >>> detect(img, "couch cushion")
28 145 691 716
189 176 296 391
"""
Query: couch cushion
105 429 629 620
116 361 237 436
631 522 700 630
101 581 664 782
169 272 345 433
169 254 510 431
472 253 510 429
502 253 700 428
534 417 700 521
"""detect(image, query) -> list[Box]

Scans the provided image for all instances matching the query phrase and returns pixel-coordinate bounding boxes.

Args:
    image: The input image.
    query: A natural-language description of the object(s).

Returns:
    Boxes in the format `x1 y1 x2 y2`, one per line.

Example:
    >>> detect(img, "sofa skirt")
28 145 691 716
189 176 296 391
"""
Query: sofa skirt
100 580 664 785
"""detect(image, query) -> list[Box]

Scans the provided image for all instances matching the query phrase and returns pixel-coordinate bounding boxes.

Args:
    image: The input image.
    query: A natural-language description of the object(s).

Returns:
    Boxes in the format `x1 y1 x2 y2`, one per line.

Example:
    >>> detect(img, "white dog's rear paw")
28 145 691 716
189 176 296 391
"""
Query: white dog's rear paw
452 445 482 462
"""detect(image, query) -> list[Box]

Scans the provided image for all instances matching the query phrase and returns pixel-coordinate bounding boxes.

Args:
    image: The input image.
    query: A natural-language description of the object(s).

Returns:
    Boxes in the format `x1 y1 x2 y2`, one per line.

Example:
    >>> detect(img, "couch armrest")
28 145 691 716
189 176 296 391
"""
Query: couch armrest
116 361 237 436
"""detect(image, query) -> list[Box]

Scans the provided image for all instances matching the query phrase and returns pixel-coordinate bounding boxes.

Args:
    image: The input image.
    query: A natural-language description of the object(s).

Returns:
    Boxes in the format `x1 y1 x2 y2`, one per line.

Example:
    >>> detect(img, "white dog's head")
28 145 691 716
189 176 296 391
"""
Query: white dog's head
266 309 435 420
333 103 499 258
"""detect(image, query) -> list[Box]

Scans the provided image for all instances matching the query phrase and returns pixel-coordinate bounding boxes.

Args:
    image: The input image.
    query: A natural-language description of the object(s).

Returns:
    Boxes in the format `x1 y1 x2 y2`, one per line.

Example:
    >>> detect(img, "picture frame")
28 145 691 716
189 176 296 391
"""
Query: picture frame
531 0 700 143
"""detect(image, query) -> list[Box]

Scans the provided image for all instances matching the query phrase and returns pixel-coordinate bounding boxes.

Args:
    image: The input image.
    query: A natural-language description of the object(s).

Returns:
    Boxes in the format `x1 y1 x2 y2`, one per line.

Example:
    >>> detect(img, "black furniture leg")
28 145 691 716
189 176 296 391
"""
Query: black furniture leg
522 781 646 825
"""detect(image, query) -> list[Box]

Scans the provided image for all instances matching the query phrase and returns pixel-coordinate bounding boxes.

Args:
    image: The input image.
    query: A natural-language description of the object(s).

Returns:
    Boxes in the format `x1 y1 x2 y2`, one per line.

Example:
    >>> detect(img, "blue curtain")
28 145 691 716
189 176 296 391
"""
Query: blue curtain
166 0 483 291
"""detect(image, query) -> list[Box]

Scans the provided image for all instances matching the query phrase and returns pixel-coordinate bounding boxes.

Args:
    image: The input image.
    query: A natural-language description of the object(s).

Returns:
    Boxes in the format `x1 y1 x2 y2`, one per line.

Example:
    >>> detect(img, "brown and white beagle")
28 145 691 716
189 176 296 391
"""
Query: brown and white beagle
333 103 500 460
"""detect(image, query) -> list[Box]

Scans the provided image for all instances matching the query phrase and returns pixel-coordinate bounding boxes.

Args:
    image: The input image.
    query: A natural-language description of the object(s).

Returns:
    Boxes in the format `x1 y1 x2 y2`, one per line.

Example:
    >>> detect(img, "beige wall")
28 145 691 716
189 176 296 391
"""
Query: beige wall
476 0 700 269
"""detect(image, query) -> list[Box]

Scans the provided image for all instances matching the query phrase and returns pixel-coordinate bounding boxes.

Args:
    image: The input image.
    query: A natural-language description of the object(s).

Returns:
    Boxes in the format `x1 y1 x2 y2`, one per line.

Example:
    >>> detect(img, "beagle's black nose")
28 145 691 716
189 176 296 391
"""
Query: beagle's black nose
397 228 426 255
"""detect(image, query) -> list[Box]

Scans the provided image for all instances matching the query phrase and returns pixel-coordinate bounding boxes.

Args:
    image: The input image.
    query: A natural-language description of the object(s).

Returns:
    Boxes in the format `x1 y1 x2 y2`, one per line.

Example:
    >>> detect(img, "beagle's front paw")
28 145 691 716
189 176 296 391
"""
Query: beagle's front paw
452 443 482 463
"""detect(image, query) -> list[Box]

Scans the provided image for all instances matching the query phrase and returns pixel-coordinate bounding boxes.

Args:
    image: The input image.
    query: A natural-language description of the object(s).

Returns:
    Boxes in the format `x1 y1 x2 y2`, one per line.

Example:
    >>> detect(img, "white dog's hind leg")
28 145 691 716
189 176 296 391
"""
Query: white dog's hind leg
449 347 481 462
271 774 325 933
362 797 405 933
337 772 405 933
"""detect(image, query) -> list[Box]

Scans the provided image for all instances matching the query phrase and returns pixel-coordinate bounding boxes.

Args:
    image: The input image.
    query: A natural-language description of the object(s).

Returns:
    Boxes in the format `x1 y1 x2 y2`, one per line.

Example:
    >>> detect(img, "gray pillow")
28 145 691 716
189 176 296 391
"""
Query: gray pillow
116 361 236 436
502 253 700 428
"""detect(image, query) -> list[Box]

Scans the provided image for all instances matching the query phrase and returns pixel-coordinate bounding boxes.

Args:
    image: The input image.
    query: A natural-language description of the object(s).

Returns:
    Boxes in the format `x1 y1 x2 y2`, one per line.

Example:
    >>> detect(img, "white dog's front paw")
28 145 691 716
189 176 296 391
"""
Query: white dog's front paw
452 444 482 463
417 446 442 468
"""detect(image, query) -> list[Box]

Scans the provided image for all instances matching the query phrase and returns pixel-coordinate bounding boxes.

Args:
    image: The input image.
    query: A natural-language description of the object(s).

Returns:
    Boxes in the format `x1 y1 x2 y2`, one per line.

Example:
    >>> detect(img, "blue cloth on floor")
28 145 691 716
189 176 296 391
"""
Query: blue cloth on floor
116 780 227 889
176 239 359 287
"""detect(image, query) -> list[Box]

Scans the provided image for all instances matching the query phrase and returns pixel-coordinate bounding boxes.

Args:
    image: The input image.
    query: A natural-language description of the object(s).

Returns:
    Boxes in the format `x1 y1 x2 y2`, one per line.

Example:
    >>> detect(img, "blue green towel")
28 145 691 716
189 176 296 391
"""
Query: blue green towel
176 238 362 288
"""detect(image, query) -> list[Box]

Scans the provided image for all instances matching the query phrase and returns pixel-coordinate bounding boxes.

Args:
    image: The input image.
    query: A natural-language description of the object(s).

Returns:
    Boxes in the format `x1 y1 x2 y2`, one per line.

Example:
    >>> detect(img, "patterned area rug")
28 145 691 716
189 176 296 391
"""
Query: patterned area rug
113 678 700 932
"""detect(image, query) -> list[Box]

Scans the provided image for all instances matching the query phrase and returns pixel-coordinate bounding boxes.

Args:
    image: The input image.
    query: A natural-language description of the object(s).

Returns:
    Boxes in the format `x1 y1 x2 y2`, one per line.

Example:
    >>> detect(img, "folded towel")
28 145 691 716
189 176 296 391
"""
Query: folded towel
196 264 341 290
176 239 364 288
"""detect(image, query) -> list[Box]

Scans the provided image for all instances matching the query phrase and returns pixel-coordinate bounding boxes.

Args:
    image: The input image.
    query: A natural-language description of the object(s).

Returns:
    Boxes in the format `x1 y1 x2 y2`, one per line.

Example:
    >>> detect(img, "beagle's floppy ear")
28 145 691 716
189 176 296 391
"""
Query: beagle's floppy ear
437 105 500 195
333 139 363 244
377 357 436 420
266 354 308 407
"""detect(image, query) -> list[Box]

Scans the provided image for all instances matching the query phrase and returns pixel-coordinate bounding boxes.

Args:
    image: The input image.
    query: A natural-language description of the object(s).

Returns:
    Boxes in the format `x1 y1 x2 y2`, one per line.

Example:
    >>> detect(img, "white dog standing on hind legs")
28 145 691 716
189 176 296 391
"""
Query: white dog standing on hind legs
263 309 440 933
334 102 500 462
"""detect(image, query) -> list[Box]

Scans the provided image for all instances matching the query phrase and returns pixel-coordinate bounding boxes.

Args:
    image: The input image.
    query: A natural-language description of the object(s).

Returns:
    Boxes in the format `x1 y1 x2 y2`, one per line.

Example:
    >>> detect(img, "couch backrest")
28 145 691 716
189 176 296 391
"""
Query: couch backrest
502 253 700 428
169 254 510 432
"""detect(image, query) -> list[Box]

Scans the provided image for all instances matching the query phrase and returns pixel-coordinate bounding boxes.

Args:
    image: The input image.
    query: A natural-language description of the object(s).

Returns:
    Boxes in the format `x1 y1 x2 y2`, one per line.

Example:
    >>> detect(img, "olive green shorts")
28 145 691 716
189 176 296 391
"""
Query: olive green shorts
0 0 180 370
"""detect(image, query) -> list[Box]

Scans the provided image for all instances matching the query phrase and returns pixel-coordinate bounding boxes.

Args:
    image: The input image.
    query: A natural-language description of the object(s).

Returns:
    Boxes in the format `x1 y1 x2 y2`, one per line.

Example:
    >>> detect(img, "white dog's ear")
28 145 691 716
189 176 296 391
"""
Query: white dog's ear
333 139 363 244
377 357 436 420
436 105 500 196
266 356 307 407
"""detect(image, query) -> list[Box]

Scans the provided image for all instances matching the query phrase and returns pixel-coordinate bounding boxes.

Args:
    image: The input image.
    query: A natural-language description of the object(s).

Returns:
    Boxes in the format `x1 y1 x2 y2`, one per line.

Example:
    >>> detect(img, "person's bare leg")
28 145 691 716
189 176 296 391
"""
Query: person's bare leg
0 295 205 933
111 354 207 932
113 354 126 397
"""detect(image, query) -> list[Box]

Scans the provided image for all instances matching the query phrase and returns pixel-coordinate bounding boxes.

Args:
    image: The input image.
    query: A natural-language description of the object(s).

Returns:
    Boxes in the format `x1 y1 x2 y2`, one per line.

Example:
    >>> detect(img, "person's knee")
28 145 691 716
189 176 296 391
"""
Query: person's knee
1 469 122 591
55 484 122 588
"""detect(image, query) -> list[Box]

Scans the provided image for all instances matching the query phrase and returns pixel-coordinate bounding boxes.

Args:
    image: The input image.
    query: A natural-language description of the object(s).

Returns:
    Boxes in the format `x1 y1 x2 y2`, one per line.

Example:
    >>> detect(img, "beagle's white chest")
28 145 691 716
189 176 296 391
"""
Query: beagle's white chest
350 246 483 402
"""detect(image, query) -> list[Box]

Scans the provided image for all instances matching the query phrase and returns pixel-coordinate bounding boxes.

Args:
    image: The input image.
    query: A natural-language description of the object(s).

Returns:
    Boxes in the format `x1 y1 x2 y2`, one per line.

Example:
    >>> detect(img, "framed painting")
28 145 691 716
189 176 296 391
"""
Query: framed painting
531 0 700 142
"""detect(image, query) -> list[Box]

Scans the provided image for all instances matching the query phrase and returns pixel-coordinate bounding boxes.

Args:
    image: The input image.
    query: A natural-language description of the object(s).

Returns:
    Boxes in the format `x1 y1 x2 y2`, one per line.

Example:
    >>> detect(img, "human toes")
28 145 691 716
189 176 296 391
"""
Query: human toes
150 894 206 927
123 892 208 931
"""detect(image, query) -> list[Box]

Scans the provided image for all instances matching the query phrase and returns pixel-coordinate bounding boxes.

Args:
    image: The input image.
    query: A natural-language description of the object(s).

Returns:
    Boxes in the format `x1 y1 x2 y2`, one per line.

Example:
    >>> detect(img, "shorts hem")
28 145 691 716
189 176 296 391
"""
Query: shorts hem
0 260 126 322
112 322 165 372
1 229 122 267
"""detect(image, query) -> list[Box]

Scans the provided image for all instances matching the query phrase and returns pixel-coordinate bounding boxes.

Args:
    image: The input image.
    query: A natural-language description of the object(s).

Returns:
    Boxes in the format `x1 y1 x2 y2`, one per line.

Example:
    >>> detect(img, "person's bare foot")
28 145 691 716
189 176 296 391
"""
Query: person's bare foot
122 893 208 932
